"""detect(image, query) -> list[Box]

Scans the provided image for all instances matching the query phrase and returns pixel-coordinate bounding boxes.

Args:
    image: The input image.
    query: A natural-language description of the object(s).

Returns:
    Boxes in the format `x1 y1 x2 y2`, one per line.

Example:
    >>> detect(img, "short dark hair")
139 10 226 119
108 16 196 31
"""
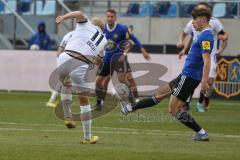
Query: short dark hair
191 8 211 21
106 9 117 16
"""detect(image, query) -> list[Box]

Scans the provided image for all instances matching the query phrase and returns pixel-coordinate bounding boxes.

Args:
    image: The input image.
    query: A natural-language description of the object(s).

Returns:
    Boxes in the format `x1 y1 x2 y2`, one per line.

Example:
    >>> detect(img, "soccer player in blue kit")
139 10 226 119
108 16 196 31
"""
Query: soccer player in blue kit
94 9 149 109
121 7 213 141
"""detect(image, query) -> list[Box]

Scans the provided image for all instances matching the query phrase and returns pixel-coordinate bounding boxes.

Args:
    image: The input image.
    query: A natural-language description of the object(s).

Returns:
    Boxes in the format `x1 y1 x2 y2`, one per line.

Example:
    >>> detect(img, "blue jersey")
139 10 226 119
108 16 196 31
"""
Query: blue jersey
103 23 130 63
130 34 143 49
103 23 142 63
182 28 214 80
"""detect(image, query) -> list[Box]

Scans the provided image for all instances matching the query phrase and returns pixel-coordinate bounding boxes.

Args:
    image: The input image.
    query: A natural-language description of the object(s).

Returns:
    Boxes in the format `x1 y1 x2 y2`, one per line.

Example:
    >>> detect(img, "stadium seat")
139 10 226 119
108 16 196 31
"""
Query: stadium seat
36 0 43 15
5 0 17 14
138 2 147 17
163 2 177 17
179 3 196 17
0 1 4 13
17 0 31 14
154 2 171 17
125 3 140 16
213 3 227 18
137 1 155 17
38 0 56 15
228 3 238 18
148 1 155 16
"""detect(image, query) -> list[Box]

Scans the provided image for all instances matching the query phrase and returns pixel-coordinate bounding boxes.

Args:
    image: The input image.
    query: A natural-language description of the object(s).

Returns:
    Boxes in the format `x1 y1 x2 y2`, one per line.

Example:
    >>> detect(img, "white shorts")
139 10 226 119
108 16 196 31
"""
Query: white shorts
57 52 89 92
209 54 217 78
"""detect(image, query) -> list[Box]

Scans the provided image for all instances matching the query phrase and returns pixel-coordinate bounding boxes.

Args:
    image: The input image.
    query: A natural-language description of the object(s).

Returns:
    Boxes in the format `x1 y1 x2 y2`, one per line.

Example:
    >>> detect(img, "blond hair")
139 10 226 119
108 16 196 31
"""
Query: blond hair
91 17 104 31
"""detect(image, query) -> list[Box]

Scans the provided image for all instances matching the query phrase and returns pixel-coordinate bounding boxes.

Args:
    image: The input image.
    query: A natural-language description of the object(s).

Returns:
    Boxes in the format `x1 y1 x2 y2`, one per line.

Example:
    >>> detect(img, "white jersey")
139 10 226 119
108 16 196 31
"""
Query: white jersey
65 19 107 57
183 17 223 55
59 31 74 48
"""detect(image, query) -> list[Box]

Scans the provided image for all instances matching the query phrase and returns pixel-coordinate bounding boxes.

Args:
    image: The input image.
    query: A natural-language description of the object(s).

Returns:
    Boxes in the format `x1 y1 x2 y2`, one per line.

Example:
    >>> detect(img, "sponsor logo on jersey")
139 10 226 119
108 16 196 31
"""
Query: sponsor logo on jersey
113 34 118 39
202 41 211 50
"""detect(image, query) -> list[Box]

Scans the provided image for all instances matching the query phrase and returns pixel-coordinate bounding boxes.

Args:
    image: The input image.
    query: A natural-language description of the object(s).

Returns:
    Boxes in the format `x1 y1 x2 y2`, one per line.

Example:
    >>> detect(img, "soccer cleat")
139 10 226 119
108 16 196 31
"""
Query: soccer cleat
46 100 59 108
82 136 99 144
135 98 140 103
64 117 76 129
119 100 132 115
193 132 209 141
92 99 104 111
196 102 205 112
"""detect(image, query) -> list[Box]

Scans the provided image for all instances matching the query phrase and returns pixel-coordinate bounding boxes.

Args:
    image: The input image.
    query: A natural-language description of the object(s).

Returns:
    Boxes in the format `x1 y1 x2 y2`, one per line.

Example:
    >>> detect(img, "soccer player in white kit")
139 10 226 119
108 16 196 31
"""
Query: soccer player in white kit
46 31 74 108
56 11 107 144
177 2 228 112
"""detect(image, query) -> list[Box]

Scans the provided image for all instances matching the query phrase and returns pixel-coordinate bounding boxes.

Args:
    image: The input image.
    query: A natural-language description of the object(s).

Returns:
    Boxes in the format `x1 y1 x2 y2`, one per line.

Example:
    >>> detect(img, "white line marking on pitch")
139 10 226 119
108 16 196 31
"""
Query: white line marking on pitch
0 126 239 139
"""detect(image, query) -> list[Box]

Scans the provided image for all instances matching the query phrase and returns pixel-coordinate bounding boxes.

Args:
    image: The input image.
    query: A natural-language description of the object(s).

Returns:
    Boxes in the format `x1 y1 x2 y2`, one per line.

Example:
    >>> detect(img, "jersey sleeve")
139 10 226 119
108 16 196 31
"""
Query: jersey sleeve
129 34 143 49
199 33 214 55
122 25 130 40
211 18 224 33
183 20 193 34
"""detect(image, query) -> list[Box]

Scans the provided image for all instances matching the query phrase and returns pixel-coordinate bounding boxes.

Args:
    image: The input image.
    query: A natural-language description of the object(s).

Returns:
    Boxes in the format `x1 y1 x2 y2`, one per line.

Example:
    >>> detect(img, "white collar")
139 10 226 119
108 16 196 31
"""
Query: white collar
106 22 117 32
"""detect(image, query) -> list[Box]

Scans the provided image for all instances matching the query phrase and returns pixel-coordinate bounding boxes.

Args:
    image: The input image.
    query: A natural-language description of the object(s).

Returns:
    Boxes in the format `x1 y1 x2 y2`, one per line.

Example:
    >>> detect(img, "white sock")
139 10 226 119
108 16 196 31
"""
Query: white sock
80 105 92 140
50 91 59 102
198 129 206 134
49 82 62 102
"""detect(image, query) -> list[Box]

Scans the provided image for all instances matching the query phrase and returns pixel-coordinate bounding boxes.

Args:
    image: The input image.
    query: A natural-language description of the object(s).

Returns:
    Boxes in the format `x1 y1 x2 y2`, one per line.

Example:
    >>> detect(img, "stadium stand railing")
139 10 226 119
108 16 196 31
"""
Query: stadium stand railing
0 0 240 51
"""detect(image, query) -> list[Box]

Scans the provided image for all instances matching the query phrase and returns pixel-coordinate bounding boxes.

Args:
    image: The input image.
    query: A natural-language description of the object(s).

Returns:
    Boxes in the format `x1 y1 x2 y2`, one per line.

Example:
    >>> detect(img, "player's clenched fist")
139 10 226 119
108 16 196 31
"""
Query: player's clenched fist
56 16 65 24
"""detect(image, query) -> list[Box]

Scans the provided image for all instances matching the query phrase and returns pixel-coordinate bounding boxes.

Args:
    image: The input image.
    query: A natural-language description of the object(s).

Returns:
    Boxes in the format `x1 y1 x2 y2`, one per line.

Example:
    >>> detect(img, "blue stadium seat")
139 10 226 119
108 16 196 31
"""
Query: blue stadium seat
125 3 140 16
38 0 56 15
36 0 43 15
179 3 197 17
0 1 4 14
154 2 171 17
213 3 227 18
163 2 177 17
17 0 31 14
138 2 147 17
148 1 155 16
228 3 238 18
5 0 17 14
137 1 155 17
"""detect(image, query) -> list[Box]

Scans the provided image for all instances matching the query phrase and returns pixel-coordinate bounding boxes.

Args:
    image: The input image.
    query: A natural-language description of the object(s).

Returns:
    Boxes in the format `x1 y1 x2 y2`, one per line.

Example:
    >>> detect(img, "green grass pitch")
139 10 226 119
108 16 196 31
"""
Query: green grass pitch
0 91 240 160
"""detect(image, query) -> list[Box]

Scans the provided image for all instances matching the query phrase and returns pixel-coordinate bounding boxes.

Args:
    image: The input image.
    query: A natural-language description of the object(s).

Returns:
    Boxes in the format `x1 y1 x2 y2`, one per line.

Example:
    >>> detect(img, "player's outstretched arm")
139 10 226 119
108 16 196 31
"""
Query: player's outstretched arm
130 34 150 60
56 11 86 24
140 48 151 60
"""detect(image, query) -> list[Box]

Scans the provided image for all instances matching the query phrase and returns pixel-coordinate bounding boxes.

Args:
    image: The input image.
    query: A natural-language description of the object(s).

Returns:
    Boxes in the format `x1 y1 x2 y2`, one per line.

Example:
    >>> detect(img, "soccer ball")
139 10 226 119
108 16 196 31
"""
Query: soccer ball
30 44 40 50
113 83 130 100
